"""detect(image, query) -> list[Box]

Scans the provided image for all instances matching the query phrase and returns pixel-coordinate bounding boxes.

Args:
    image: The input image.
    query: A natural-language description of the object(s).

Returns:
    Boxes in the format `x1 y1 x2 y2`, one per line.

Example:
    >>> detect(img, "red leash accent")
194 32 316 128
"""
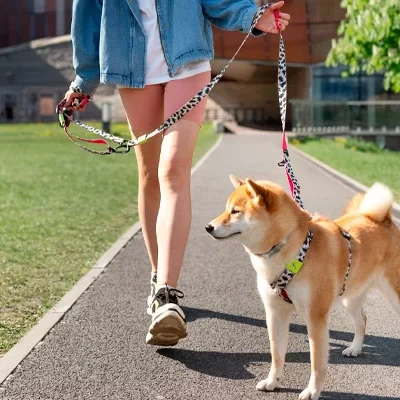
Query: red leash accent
274 9 281 31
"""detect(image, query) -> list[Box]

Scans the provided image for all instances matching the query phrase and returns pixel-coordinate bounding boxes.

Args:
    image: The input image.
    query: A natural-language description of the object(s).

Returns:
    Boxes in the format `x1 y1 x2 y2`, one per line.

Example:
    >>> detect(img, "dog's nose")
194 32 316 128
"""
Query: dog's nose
205 224 214 233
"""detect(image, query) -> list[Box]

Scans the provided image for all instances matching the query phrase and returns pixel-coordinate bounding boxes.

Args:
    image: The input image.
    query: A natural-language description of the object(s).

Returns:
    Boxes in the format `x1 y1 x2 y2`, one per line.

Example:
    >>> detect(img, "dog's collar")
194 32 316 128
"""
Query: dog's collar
256 240 286 259
270 230 314 304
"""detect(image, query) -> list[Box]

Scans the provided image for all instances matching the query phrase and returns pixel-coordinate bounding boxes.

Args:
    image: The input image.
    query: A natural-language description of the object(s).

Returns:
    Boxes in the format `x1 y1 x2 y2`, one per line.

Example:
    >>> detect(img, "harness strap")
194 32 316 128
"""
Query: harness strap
270 230 313 304
269 228 353 304
338 228 352 296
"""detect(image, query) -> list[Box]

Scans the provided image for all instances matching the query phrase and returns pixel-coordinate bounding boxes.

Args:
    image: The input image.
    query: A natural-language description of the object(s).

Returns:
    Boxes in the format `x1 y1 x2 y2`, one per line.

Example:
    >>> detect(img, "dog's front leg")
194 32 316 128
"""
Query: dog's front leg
257 302 292 392
299 314 329 400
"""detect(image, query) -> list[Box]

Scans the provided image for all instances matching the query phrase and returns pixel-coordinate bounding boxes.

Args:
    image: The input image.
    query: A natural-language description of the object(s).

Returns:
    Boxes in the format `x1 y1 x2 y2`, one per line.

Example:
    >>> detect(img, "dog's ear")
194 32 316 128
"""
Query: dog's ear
246 179 271 208
245 179 264 198
229 175 244 188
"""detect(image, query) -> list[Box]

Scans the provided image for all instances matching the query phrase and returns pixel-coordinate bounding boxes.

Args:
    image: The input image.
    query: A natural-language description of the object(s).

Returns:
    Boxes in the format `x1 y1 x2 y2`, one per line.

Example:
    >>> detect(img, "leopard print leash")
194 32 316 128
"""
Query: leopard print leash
271 24 353 302
56 4 273 155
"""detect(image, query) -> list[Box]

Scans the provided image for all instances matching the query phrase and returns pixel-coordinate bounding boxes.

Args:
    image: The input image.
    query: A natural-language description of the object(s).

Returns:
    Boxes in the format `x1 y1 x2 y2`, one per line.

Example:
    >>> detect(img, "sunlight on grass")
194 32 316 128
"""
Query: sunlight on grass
292 137 400 202
0 121 217 355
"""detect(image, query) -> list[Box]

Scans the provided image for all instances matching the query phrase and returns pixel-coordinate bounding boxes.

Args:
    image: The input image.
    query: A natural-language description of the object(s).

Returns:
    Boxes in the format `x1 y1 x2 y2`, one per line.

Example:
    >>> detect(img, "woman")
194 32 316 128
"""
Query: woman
63 0 290 346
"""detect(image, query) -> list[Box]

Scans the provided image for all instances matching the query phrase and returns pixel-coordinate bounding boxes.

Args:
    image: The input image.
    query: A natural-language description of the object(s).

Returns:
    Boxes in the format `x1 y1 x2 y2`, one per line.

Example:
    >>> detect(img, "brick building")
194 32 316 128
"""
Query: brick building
0 0 390 128
0 0 72 48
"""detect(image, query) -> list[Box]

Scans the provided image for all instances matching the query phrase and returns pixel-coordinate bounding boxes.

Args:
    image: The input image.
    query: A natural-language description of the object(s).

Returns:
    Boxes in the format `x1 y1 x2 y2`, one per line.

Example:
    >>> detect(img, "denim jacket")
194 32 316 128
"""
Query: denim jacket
71 0 261 94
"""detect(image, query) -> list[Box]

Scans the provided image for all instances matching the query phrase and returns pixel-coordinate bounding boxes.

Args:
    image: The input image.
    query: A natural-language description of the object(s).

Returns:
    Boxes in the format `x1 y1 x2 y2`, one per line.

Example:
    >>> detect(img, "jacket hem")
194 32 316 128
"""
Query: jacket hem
100 73 145 89
169 50 214 75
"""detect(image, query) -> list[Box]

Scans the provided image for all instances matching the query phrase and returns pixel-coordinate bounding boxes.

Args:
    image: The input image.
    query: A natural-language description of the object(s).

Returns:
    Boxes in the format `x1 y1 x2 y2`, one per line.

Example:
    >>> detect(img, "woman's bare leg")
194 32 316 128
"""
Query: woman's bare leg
119 87 164 273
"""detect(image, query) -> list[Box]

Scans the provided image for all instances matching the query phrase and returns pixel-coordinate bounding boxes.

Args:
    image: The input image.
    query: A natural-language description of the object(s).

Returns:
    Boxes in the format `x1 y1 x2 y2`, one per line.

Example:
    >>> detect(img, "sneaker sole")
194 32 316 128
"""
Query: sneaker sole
146 311 187 346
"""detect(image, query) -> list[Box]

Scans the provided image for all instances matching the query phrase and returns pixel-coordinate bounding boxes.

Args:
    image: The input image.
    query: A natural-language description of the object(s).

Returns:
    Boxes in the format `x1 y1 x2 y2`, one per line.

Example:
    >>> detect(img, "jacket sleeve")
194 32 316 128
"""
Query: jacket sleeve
70 0 102 95
201 0 262 34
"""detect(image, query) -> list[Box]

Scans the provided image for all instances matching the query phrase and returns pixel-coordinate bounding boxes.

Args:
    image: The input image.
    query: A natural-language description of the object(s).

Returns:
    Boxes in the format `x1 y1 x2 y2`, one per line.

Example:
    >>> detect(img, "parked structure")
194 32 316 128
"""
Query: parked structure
0 0 397 140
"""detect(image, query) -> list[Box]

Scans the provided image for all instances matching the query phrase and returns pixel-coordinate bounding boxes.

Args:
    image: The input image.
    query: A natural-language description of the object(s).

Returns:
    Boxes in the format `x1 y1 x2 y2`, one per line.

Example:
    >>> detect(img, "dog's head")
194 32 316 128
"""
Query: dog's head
205 176 302 254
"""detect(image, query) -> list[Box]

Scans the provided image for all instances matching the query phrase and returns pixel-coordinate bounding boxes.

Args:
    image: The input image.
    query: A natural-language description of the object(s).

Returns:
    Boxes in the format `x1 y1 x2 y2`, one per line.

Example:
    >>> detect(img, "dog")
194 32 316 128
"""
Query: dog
206 175 400 400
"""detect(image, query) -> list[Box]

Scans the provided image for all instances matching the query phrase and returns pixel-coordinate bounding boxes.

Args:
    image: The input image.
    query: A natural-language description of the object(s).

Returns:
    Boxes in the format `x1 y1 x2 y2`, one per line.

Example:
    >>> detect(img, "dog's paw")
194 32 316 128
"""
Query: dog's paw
342 345 362 357
256 377 279 391
299 386 321 400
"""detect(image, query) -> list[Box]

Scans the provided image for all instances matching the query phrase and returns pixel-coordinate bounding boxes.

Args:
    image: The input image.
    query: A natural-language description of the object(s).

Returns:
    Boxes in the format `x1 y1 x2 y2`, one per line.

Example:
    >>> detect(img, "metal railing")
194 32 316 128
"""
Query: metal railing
204 107 271 123
290 100 400 136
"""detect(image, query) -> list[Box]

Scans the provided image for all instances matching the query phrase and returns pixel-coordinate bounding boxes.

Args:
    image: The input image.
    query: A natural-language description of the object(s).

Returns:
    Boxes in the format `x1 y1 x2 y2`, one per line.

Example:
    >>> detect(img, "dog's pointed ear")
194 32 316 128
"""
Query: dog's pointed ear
229 175 244 188
245 179 264 198
245 179 272 208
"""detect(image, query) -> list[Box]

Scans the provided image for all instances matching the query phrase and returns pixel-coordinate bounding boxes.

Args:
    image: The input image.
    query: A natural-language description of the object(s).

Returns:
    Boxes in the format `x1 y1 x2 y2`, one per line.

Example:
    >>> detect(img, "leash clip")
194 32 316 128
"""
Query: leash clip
113 142 131 154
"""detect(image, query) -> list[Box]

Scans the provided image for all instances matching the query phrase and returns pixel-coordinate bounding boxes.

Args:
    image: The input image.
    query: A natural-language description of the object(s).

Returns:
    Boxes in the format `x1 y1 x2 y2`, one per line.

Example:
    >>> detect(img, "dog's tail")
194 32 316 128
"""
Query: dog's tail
358 183 393 223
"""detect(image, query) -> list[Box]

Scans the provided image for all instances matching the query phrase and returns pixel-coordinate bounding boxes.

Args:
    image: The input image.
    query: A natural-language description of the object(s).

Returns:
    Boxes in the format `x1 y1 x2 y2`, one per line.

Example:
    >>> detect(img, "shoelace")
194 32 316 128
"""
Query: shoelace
151 284 185 306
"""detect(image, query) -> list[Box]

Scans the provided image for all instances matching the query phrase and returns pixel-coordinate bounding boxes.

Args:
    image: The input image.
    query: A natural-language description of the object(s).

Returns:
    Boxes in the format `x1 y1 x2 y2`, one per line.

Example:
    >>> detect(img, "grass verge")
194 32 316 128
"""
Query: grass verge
0 121 217 356
291 136 400 201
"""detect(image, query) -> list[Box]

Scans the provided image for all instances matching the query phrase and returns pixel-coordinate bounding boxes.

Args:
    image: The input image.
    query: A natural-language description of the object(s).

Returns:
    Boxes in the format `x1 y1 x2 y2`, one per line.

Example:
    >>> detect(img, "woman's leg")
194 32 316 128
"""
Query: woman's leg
156 71 211 288
119 86 164 273
146 71 211 346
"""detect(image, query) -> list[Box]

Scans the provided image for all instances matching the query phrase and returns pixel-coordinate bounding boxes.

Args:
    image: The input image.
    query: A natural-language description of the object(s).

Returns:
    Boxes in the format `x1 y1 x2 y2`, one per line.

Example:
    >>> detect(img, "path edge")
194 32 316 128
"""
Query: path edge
0 134 223 385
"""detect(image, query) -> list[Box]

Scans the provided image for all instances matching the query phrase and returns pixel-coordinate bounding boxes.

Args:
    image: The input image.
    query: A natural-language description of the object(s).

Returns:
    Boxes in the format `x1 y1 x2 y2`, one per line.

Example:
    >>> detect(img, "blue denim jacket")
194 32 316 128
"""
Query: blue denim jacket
71 0 260 94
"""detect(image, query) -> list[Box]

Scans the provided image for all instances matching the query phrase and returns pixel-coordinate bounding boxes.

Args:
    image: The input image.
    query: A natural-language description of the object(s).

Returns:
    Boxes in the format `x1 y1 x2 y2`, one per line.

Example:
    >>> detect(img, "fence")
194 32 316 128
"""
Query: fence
290 100 400 135
204 107 271 124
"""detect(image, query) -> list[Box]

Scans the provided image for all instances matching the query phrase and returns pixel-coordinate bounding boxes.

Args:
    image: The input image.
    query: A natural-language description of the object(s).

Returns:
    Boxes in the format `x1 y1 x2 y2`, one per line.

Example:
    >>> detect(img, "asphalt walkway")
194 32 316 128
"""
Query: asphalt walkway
1 133 399 400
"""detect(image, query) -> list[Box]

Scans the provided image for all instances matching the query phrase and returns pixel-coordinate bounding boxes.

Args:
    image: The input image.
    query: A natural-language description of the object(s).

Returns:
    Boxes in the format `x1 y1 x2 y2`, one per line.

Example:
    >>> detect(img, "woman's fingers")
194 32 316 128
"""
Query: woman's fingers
269 1 285 10
279 12 290 21
279 18 289 27
63 91 87 111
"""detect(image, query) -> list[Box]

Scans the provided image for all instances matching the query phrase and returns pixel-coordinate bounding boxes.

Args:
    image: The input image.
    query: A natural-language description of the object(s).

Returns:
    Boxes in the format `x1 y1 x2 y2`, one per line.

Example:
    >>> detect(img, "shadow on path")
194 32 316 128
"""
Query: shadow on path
158 307 400 378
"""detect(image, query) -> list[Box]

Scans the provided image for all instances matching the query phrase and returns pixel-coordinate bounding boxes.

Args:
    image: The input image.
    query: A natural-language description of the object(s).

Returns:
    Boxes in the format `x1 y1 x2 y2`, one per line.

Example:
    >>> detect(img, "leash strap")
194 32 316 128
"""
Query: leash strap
57 4 273 154
274 10 306 210
338 229 352 296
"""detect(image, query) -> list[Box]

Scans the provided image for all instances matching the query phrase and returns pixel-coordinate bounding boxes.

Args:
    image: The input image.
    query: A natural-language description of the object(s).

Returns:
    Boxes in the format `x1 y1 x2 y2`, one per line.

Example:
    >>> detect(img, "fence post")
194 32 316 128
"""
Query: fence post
102 102 111 132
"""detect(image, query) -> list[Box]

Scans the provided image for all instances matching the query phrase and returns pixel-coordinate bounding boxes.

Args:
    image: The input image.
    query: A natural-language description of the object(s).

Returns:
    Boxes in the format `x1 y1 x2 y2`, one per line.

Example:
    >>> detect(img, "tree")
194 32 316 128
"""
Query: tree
326 0 400 93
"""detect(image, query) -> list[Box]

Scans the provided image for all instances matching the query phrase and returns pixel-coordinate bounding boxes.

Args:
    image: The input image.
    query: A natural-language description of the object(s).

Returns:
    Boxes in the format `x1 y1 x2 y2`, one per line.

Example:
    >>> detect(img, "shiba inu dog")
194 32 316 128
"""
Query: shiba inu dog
206 176 400 400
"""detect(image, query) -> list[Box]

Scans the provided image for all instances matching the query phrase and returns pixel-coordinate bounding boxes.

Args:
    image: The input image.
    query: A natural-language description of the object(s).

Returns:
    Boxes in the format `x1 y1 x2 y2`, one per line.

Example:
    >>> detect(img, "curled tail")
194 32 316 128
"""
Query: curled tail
359 183 393 223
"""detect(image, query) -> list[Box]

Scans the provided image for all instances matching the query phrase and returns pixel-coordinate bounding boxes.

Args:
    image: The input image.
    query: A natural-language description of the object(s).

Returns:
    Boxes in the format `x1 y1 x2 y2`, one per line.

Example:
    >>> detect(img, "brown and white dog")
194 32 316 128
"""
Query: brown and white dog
206 176 400 400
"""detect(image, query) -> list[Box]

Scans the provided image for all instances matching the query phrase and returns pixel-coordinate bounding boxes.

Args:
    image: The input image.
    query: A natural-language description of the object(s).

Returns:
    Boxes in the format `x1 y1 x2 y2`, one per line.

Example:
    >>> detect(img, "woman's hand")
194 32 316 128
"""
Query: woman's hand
255 1 290 34
62 89 89 111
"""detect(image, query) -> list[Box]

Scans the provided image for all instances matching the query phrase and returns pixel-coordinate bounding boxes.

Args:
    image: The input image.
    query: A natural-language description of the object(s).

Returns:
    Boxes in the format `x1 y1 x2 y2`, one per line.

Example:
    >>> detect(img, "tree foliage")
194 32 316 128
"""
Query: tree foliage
326 0 400 93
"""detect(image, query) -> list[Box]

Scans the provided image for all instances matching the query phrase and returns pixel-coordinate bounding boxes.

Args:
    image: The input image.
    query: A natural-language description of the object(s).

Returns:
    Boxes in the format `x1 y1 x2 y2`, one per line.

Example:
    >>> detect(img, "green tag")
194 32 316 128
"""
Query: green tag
136 134 148 145
286 259 303 274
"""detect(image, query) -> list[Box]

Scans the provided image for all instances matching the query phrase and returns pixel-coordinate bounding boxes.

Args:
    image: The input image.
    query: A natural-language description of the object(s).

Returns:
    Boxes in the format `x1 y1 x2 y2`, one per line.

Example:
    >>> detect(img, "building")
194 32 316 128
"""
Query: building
0 0 71 48
0 0 392 128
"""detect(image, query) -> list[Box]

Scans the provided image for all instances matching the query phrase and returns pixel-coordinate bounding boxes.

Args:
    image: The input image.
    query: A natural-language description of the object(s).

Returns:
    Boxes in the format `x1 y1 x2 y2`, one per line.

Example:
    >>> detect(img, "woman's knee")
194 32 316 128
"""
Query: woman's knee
139 167 160 193
158 157 191 191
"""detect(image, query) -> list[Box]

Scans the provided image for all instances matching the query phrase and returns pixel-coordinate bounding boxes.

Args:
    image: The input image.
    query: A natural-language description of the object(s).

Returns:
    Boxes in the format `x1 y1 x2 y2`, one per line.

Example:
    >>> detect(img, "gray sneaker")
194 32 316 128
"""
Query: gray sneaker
146 285 187 346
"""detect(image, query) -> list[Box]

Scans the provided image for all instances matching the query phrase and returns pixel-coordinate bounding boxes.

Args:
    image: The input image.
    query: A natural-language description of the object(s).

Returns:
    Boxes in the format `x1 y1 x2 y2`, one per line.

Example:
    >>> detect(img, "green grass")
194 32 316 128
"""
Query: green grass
291 137 400 201
0 121 217 356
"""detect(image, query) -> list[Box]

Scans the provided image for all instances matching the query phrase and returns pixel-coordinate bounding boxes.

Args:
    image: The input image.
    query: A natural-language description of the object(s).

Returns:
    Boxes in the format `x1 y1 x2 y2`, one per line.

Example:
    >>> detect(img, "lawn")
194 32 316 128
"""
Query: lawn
0 121 218 356
292 137 400 202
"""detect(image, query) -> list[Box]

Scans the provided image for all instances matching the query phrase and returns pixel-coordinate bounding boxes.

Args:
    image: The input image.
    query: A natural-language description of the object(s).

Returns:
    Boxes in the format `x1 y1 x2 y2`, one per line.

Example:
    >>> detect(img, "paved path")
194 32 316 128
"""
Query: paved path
1 134 399 400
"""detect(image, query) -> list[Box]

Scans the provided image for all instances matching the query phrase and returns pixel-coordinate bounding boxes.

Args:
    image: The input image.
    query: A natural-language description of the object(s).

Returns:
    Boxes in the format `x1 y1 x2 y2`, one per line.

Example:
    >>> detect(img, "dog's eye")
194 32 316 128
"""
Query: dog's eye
231 209 241 214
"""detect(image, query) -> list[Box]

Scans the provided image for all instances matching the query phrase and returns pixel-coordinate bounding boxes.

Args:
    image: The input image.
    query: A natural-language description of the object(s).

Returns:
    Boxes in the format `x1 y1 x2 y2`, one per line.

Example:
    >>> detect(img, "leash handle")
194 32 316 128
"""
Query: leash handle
56 4 274 154
273 9 281 31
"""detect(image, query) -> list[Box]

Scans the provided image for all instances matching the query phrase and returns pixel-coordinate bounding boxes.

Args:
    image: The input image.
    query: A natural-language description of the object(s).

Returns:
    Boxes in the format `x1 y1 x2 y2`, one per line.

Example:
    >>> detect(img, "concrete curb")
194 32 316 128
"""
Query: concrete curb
291 145 400 223
0 134 223 385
